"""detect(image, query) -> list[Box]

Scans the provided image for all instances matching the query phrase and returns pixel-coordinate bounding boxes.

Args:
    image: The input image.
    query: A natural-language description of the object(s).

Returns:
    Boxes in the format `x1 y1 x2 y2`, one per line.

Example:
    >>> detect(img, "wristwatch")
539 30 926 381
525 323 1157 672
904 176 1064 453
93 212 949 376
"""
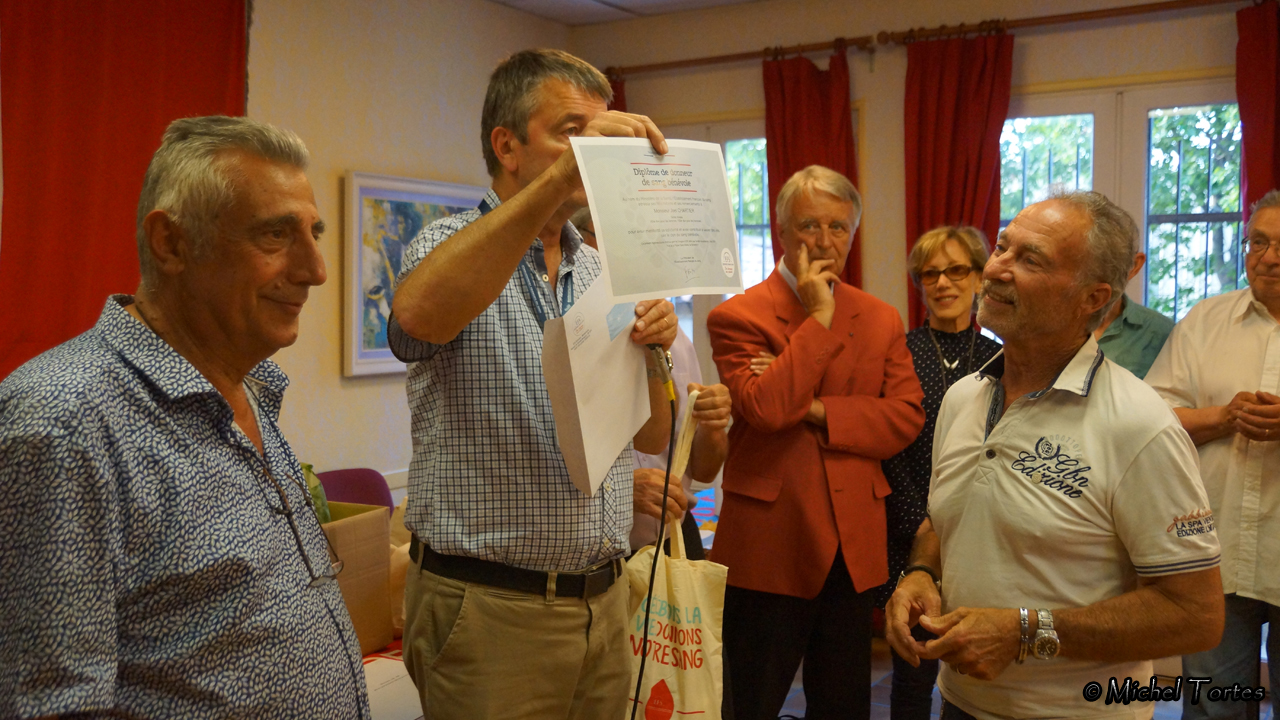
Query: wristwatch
897 564 941 594
1032 608 1060 660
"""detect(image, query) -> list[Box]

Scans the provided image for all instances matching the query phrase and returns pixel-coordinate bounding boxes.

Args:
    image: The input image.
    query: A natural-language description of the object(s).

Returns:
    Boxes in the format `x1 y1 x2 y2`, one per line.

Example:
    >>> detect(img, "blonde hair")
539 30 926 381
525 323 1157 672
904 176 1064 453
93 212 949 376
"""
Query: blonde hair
908 226 990 286
775 165 862 229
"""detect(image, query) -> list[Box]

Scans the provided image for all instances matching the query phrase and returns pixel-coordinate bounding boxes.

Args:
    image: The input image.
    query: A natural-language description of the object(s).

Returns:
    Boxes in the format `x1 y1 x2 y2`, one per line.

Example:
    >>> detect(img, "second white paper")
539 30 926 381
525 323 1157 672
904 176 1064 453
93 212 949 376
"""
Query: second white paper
542 273 651 496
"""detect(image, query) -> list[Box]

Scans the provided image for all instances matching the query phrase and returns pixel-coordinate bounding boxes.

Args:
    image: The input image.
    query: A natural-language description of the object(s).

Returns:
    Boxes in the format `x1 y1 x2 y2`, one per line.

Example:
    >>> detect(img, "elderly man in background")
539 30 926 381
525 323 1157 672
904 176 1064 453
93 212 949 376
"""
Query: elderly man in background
1092 244 1173 378
569 208 733 560
888 191 1223 720
1147 189 1280 720
388 49 679 719
708 165 925 720
0 117 368 718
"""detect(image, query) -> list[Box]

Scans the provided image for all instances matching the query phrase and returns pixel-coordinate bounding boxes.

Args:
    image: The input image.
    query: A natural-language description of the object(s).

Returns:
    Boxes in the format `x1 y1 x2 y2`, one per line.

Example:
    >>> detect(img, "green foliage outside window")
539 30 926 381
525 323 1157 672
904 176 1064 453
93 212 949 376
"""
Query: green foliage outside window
1145 104 1244 321
1001 115 1094 223
725 138 771 288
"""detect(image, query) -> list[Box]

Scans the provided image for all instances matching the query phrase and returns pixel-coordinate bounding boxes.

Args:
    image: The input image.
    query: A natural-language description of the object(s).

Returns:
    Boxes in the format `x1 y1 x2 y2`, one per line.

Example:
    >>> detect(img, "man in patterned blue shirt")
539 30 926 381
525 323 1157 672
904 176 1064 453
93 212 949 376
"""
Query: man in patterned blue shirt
0 117 370 719
388 49 680 719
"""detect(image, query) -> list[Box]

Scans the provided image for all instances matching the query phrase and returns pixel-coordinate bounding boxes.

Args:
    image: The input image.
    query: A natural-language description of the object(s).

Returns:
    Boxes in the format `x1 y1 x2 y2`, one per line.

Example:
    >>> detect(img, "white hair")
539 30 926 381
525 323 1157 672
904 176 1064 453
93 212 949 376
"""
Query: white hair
135 116 309 287
775 165 862 229
1048 190 1138 332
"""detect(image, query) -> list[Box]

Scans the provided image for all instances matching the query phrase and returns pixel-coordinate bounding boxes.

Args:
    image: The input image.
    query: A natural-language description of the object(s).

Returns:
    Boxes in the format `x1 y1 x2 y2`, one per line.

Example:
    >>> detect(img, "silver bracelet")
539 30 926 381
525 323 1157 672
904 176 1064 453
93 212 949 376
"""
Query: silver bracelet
1017 607 1030 664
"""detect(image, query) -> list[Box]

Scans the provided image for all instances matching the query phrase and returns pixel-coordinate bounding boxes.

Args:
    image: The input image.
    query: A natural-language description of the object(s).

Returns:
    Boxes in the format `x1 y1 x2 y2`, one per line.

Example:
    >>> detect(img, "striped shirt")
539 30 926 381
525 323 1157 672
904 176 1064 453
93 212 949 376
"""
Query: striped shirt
389 190 634 572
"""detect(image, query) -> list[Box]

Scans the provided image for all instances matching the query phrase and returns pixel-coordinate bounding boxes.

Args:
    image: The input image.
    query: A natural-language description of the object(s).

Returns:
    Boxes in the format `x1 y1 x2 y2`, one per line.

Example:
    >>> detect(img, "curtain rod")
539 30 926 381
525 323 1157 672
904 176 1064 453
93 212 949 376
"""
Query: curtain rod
605 0 1248 79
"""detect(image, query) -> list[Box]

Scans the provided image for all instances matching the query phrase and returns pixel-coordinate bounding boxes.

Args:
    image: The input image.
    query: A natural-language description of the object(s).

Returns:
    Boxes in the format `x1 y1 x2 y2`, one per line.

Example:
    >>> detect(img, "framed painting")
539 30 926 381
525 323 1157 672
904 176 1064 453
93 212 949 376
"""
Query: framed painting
343 172 487 376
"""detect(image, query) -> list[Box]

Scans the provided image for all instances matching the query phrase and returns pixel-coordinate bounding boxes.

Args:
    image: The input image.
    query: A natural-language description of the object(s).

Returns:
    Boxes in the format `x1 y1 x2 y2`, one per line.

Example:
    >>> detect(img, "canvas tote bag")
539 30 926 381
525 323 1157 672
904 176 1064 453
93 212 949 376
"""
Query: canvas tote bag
624 390 727 719
625 519 726 720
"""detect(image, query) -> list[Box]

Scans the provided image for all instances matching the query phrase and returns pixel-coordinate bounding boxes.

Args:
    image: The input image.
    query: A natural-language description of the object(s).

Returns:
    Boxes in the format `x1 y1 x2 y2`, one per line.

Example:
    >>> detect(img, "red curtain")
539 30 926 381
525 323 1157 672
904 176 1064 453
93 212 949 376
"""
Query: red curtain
1237 2 1280 223
0 1 247 379
609 76 628 112
764 49 862 287
903 34 1013 328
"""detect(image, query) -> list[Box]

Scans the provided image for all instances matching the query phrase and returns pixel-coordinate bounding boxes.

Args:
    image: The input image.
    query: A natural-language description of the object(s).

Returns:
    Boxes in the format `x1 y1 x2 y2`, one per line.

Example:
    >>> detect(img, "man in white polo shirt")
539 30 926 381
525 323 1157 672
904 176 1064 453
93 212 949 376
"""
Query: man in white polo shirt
887 191 1224 720
1146 189 1280 720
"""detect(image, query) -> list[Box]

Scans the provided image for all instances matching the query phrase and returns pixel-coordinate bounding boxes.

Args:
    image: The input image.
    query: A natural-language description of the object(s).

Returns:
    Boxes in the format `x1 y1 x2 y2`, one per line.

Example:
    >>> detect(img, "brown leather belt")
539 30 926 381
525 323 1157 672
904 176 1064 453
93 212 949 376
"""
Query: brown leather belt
409 536 622 601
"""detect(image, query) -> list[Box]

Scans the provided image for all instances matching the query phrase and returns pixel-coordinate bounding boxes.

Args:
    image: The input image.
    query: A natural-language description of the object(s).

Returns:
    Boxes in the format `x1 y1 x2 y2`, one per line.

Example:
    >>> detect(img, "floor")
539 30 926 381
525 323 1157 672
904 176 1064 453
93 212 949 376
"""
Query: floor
777 639 1273 720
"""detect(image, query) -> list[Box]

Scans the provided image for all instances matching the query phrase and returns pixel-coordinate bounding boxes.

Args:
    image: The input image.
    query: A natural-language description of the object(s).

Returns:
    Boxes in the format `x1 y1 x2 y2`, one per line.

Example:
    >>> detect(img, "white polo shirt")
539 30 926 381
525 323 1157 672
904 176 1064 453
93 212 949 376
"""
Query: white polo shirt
930 336 1220 720
1146 288 1280 607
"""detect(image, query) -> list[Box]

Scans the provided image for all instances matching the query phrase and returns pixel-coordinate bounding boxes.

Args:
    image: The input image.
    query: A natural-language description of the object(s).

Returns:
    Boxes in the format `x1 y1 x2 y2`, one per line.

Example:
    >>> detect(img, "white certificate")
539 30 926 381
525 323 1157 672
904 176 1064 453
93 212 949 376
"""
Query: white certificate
571 137 744 302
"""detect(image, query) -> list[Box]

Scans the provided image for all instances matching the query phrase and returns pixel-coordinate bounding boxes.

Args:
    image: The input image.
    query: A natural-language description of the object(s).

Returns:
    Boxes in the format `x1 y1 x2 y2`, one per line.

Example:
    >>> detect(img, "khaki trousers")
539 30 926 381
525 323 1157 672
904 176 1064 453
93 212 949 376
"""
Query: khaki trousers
402 561 631 720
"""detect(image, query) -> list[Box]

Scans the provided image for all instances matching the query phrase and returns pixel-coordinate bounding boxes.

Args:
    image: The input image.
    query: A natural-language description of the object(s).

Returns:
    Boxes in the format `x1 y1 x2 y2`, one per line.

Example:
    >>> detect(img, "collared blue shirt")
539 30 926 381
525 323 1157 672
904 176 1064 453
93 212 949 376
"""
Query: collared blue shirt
1096 296 1175 379
0 296 370 719
389 189 634 571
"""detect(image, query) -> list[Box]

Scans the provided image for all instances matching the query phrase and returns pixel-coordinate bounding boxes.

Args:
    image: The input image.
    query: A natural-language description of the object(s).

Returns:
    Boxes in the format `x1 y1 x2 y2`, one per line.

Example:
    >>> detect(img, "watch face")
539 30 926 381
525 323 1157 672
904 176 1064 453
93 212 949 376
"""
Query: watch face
1034 634 1060 658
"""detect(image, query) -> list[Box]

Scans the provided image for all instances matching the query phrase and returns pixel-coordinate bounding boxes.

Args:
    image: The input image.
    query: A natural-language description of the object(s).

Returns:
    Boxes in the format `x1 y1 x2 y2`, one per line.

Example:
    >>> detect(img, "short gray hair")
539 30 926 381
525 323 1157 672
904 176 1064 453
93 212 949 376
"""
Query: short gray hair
1048 190 1138 332
481 49 611 177
1247 189 1280 234
776 165 863 230
136 116 309 286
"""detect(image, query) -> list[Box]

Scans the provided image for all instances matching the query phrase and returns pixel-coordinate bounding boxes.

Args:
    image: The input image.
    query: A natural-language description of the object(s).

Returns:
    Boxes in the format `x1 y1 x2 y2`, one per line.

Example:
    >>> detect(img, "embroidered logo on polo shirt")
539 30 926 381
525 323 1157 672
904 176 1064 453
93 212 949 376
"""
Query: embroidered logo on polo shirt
1167 509 1215 537
1011 435 1091 499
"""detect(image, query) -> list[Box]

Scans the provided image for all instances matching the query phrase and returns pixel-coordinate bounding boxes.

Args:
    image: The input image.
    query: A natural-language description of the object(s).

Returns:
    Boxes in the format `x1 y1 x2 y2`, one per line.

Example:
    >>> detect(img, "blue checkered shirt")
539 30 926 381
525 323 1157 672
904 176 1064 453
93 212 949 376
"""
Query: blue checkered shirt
390 190 635 572
0 296 369 719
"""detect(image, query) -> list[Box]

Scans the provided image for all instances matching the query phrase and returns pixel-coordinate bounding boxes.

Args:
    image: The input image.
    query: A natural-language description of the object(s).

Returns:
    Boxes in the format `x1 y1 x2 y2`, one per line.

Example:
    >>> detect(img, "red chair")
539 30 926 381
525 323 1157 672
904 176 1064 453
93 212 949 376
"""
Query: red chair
315 468 394 510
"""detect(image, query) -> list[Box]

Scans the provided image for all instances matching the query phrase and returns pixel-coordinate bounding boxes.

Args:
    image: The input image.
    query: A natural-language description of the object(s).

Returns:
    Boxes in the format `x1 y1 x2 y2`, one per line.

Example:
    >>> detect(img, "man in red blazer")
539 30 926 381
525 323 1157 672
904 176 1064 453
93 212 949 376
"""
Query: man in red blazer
708 165 925 720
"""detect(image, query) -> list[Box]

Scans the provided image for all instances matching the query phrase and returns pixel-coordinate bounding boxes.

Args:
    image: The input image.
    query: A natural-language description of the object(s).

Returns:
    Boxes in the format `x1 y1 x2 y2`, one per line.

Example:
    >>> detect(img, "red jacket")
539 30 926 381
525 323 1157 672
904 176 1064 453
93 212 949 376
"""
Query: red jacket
707 271 924 598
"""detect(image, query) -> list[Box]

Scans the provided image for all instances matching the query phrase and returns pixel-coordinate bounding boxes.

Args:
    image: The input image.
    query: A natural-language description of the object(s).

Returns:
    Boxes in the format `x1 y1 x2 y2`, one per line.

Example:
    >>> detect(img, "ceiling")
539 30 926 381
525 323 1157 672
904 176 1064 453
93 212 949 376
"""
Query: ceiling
488 0 764 26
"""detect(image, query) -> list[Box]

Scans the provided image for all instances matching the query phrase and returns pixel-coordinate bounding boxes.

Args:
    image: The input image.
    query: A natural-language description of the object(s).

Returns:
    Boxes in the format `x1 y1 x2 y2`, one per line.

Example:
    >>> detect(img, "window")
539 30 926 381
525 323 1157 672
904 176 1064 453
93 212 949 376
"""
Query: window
1000 114 1095 227
1143 103 1243 321
1002 80 1240 321
724 138 770 289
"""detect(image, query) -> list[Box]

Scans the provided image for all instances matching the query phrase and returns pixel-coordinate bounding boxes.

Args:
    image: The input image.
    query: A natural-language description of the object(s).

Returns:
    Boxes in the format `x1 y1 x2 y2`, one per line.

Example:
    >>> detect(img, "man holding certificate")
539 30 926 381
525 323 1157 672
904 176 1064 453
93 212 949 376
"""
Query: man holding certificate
708 165 925 720
388 49 680 719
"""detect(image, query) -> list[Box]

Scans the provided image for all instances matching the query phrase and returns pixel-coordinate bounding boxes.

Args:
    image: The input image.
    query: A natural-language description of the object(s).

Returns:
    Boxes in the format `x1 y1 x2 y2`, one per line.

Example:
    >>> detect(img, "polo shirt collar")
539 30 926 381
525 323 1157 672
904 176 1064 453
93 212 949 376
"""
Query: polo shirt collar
100 294 288 407
977 335 1105 399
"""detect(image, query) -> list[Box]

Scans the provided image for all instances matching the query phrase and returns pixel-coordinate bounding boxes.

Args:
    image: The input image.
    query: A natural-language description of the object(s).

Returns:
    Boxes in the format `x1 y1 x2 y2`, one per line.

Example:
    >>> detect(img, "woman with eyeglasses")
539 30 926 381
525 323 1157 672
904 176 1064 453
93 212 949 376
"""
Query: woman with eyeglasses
879 226 1002 720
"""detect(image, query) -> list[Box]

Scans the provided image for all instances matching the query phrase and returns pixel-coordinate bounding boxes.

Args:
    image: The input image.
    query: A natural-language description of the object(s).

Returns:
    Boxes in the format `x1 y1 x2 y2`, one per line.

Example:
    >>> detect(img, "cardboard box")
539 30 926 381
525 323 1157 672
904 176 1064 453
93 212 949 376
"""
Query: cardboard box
323 502 393 655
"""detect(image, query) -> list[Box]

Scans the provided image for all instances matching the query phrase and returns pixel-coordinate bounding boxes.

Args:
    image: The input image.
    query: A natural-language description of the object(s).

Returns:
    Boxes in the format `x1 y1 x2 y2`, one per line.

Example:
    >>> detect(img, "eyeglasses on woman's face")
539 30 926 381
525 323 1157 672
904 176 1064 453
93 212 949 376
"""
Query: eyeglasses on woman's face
919 265 975 285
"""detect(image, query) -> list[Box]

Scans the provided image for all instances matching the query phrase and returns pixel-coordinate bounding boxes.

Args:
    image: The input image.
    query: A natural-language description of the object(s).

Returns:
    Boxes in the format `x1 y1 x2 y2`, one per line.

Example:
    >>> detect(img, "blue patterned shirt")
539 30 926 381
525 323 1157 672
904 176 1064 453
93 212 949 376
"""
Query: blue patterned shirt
389 190 634 571
0 296 370 719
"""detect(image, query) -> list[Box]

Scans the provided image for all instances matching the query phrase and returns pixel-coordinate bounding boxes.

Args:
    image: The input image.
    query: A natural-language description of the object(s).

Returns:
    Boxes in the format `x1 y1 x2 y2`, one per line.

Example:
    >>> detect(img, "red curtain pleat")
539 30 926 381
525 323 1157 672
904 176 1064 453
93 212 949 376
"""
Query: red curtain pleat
763 50 862 287
0 0 247 379
608 76 628 112
1237 2 1280 223
903 34 1013 329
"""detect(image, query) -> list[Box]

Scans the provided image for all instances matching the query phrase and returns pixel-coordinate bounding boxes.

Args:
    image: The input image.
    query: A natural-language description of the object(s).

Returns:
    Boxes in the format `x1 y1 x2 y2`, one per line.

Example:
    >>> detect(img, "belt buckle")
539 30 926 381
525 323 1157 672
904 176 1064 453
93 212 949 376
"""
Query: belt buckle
582 562 615 598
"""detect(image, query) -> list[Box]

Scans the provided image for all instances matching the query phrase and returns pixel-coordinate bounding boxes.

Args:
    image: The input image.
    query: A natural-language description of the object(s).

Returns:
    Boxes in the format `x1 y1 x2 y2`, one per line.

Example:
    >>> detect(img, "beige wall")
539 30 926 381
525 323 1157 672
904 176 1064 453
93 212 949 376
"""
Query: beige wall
247 0 1239 477
568 0 1238 321
247 0 568 478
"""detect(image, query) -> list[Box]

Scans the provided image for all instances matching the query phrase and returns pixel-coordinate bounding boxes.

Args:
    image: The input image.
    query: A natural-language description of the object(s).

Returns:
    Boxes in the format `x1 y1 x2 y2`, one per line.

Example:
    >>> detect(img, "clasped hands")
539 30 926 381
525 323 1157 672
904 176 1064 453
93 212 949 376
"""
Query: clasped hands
1225 390 1280 442
886 573 1022 681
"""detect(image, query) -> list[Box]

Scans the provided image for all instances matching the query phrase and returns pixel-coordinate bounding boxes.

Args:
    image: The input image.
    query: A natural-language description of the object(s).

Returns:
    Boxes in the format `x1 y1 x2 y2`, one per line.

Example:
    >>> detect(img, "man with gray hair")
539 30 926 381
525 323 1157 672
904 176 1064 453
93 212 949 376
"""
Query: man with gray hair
0 116 369 718
887 192 1223 720
1147 189 1280 720
389 49 679 719
708 164 925 719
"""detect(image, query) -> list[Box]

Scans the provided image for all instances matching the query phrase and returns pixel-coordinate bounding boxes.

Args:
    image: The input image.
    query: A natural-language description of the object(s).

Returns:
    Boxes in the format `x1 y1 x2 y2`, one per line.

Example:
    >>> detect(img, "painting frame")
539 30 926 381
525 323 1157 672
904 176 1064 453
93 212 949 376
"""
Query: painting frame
343 171 487 376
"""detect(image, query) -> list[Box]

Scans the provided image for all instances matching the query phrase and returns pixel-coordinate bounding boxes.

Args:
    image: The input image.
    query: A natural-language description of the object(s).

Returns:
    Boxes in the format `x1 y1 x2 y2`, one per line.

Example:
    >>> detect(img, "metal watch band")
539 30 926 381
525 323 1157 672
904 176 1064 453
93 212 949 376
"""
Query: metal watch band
1033 608 1060 660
